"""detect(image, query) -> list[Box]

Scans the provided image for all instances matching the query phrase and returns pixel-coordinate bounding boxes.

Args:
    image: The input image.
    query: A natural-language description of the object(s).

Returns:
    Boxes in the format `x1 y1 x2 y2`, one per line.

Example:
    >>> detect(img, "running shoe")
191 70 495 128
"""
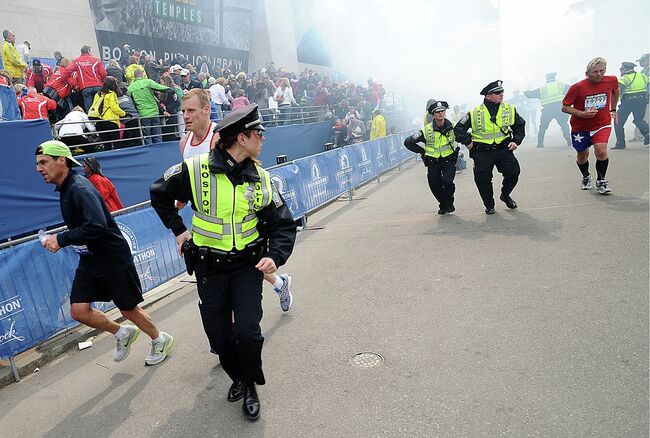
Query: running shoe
581 175 592 190
275 274 293 312
144 332 174 366
596 179 612 195
113 325 140 362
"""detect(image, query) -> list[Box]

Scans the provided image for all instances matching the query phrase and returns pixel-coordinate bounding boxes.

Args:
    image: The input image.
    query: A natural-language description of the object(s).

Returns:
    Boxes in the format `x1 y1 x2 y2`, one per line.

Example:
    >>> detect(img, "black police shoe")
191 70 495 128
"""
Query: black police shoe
499 194 518 209
485 207 496 215
242 383 260 421
437 207 447 215
227 380 244 402
446 204 455 213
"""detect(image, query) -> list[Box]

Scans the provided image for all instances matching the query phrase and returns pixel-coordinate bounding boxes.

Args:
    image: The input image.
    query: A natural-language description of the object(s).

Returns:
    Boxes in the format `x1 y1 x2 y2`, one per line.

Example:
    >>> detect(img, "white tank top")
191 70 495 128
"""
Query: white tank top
182 122 218 159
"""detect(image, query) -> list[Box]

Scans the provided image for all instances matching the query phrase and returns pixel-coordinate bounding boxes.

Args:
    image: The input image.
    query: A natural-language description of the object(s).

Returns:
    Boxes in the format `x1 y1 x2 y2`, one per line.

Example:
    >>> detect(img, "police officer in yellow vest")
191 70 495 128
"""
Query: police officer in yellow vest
613 61 649 148
524 72 571 148
404 100 458 214
150 103 296 421
454 80 526 214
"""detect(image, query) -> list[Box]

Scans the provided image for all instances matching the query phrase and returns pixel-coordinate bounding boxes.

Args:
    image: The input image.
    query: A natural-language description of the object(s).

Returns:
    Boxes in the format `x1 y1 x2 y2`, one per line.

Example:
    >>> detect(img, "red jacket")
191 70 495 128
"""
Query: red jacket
18 91 57 119
25 65 54 93
45 67 77 98
88 173 124 212
62 54 106 90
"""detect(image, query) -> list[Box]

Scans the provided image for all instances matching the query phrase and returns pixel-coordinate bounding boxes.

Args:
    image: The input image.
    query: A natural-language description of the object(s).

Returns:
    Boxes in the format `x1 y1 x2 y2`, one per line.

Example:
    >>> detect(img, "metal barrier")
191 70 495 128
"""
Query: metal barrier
0 129 415 381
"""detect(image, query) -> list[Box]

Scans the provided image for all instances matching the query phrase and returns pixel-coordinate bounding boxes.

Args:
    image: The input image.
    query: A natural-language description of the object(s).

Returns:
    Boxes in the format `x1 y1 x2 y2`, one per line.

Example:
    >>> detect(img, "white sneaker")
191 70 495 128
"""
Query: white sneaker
596 179 612 195
113 325 140 362
145 332 174 366
275 274 293 312
581 174 592 190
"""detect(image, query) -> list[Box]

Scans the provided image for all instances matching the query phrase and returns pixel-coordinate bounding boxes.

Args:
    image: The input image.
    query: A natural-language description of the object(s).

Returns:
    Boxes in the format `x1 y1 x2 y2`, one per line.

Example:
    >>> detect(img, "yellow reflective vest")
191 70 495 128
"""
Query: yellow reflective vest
421 122 455 158
470 102 516 144
619 72 649 96
539 81 566 106
186 154 272 250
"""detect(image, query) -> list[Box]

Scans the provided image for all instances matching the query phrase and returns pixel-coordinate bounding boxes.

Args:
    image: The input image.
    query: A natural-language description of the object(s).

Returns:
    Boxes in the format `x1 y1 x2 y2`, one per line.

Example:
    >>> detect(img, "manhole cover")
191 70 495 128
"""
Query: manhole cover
349 352 384 368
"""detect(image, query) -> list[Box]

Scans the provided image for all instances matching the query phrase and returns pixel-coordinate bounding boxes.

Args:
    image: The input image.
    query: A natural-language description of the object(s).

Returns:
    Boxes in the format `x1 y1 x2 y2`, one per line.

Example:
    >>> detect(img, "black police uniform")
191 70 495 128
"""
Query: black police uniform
614 62 650 148
404 101 458 214
149 104 296 419
524 73 571 147
454 81 526 213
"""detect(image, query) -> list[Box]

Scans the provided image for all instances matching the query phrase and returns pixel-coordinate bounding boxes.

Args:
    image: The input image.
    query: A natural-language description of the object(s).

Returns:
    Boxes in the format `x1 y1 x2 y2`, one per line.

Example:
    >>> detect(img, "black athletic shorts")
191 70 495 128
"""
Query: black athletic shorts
70 263 144 311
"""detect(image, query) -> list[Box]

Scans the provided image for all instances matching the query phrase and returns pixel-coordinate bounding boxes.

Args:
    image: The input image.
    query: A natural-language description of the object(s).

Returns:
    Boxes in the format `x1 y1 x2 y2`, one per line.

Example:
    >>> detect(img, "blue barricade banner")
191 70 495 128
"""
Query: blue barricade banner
0 206 192 359
0 84 21 121
0 131 416 358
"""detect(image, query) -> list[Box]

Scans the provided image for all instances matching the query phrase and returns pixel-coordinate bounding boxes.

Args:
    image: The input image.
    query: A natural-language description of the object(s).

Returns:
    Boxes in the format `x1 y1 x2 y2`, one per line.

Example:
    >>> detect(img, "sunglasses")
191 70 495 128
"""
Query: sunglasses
491 90 504 95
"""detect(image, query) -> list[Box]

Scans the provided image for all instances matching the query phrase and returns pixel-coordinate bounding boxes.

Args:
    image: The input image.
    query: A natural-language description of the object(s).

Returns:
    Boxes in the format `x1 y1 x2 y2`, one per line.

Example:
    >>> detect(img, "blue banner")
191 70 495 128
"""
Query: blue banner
0 84 20 121
0 207 192 359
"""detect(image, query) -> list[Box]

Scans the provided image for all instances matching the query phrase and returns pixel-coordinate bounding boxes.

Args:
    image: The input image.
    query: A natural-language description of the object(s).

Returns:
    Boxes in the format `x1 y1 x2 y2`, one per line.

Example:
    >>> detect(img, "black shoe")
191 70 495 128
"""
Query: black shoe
446 204 455 213
227 381 244 402
485 207 495 215
242 383 260 421
499 194 518 209
437 207 447 215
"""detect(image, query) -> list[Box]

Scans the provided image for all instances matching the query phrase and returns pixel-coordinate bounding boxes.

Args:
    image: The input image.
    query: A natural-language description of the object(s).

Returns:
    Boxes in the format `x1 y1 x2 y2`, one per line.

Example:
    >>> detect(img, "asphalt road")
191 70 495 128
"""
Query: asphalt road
1 139 648 437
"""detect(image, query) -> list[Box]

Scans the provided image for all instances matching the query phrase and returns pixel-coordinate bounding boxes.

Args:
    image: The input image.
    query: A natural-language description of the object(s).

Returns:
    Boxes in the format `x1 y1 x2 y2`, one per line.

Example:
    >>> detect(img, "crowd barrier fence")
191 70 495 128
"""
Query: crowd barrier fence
0 130 416 381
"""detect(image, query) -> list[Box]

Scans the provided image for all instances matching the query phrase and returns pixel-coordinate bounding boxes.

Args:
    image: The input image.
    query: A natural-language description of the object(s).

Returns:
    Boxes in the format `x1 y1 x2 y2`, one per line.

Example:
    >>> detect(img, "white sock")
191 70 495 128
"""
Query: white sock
273 276 284 290
116 325 129 339
152 334 164 344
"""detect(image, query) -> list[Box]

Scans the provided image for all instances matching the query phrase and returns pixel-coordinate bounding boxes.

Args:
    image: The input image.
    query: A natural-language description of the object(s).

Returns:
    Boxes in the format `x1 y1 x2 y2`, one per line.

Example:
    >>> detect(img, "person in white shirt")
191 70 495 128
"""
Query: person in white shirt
177 93 295 311
209 77 228 119
55 106 96 151
273 78 298 125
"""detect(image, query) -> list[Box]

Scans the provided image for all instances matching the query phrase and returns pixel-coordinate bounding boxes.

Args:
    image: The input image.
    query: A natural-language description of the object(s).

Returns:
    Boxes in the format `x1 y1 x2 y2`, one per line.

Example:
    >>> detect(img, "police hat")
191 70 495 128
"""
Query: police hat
480 80 504 96
621 61 636 70
428 100 449 114
545 72 557 79
637 53 649 62
213 103 265 138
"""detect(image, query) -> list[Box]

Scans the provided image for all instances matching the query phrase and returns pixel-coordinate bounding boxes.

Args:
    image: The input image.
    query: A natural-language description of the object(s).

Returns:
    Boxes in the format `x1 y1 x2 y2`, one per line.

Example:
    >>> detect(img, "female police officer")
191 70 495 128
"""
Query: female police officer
404 100 459 214
150 103 296 421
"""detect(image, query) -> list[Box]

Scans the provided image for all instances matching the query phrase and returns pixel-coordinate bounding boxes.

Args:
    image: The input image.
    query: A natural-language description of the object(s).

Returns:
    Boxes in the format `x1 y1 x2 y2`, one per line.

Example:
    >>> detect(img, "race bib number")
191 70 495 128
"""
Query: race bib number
584 93 607 110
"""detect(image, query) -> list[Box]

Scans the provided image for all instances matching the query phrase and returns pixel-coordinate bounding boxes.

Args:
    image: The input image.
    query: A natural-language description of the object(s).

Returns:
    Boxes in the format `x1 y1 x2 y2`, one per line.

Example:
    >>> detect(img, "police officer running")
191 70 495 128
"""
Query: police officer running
454 80 526 214
612 61 649 149
404 100 458 214
150 104 297 421
525 72 571 148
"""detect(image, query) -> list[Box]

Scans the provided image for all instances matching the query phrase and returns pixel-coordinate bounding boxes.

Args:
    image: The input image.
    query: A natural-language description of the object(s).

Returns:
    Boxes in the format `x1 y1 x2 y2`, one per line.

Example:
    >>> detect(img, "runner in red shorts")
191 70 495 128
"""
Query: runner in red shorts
562 57 619 194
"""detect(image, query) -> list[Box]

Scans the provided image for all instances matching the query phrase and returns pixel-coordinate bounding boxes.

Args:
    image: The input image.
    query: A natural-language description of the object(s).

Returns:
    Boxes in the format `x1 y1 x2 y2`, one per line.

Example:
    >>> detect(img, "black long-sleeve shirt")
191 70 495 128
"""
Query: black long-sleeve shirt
150 149 297 267
453 99 526 146
56 171 132 275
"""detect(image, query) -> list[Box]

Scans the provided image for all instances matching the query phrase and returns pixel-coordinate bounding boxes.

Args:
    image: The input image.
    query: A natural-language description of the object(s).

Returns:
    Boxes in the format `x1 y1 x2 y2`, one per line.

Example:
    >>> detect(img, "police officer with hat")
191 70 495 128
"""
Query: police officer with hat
524 72 571 148
405 100 458 214
454 80 526 214
613 61 649 148
150 103 297 421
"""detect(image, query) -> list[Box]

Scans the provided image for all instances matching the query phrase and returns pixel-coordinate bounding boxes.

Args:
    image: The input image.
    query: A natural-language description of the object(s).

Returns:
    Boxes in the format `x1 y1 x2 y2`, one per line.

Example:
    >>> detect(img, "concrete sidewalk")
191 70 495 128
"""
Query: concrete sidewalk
1 142 648 437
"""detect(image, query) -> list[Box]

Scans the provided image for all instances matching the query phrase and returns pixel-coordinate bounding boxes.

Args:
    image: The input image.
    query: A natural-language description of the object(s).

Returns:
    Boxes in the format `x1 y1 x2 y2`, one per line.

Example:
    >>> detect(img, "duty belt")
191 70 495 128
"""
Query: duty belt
183 238 266 273
473 141 509 152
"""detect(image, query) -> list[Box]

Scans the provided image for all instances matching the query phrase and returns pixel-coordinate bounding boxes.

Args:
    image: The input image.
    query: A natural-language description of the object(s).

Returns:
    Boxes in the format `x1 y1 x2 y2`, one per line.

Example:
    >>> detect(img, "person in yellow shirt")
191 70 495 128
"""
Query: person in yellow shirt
1 30 27 83
125 56 147 85
88 76 126 150
369 108 387 140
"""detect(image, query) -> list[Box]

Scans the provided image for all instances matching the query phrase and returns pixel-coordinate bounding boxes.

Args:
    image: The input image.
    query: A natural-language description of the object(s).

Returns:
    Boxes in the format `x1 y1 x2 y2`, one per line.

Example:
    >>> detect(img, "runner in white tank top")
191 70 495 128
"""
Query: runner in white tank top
181 121 218 159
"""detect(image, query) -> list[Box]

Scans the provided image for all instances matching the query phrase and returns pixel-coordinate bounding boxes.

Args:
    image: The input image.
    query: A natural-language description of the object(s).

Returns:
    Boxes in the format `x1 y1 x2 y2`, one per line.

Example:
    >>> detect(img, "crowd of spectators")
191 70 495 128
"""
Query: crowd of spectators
2 29 391 154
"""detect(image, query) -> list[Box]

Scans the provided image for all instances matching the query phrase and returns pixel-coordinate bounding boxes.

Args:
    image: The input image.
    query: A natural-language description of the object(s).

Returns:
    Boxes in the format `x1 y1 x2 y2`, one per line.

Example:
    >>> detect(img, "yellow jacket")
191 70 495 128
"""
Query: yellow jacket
125 64 147 85
1 40 27 79
88 91 125 126
369 114 387 140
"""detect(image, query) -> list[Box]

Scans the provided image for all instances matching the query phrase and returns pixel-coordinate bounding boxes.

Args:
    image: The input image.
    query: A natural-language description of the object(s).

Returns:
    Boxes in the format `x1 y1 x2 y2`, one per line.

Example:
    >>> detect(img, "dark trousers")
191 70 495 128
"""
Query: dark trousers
615 96 649 147
119 119 142 148
195 262 265 385
426 156 456 209
472 147 520 208
95 120 119 150
538 105 571 146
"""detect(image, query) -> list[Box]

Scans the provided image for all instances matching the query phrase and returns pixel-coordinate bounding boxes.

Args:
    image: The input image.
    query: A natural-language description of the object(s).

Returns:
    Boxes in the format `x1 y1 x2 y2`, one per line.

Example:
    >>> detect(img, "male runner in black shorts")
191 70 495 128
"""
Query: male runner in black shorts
36 140 174 365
